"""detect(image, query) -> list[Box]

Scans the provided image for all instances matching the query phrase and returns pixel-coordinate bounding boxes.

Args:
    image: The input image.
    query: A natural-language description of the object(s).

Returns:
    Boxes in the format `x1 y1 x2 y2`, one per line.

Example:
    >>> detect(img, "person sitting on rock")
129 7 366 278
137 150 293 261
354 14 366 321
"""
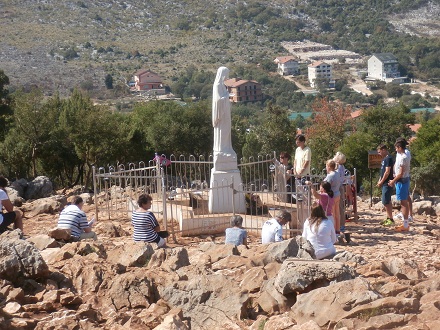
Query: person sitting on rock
57 195 96 241
302 202 337 260
0 176 23 234
225 215 247 247
261 209 291 244
132 193 168 248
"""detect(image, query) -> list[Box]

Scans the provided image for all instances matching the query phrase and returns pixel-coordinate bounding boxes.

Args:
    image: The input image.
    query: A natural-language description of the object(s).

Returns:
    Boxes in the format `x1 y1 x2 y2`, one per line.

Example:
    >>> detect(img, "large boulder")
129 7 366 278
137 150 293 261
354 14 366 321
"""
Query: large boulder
4 187 24 206
413 200 436 216
274 259 357 295
9 178 27 197
24 176 54 200
99 269 155 311
291 278 381 327
21 195 67 216
0 230 49 284
383 257 427 280
106 241 155 267
241 236 315 266
160 271 249 328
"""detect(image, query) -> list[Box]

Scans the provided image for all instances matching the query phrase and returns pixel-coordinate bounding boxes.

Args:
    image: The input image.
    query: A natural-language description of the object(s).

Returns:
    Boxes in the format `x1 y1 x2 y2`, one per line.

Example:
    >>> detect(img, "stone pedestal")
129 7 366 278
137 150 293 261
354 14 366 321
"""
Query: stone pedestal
209 168 246 214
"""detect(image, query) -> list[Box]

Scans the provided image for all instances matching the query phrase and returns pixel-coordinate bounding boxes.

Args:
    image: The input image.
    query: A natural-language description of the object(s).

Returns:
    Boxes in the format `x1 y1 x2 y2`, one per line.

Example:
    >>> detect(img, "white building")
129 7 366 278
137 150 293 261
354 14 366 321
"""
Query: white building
308 61 333 88
367 53 403 82
274 56 299 76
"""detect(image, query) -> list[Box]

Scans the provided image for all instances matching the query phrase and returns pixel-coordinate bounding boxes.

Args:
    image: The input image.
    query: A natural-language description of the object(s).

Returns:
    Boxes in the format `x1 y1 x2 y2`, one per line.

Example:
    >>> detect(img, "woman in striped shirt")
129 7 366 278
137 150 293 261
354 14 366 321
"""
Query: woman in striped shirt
132 194 166 248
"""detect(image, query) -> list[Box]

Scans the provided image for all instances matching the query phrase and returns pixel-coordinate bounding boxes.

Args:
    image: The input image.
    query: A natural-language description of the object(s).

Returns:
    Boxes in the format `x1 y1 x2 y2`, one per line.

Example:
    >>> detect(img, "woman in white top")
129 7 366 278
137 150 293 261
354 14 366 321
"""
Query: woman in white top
0 176 23 234
302 202 337 260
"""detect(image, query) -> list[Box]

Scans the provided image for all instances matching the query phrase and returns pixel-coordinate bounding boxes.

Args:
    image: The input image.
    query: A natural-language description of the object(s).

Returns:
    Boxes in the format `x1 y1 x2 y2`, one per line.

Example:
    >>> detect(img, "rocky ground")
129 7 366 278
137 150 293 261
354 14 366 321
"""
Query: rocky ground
1 195 439 329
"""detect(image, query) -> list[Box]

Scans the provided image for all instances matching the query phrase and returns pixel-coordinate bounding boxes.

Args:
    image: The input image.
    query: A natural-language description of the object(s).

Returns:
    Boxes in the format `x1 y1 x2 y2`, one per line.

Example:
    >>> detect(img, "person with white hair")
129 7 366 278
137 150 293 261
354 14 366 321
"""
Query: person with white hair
333 151 347 233
225 215 247 246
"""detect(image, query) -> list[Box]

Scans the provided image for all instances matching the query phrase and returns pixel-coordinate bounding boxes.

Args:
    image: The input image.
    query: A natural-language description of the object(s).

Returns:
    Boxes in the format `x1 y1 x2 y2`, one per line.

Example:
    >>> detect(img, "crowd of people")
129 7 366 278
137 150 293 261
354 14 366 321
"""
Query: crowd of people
223 134 412 259
0 134 412 259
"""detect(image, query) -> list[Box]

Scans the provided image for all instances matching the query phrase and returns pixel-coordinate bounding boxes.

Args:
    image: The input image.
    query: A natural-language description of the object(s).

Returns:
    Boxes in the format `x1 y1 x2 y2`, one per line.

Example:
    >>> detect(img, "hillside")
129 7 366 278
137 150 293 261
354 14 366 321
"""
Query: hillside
0 0 438 97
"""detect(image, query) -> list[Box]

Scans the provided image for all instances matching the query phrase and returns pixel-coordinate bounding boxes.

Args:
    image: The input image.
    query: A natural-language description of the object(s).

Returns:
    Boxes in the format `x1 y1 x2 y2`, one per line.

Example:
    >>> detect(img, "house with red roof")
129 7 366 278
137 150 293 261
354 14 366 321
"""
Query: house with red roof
133 70 165 94
224 78 263 103
274 56 299 76
308 61 334 88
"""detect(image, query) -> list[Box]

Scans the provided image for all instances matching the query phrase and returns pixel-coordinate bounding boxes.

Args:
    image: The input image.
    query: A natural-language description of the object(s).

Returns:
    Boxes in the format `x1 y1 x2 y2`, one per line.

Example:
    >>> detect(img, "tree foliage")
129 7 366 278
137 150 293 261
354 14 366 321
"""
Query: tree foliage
131 100 212 156
306 97 354 170
359 102 415 148
410 116 440 195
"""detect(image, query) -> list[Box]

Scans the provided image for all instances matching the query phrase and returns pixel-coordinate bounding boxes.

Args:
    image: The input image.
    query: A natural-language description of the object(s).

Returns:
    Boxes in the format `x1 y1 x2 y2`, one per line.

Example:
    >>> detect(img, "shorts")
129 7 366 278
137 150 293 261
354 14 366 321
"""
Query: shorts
153 234 166 248
381 184 393 205
0 211 16 233
396 179 410 201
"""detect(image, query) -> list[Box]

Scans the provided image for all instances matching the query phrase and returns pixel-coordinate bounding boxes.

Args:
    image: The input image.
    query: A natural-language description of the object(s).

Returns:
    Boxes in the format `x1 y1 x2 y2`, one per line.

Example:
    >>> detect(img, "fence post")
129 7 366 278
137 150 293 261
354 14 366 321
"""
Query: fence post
160 166 168 233
92 166 99 222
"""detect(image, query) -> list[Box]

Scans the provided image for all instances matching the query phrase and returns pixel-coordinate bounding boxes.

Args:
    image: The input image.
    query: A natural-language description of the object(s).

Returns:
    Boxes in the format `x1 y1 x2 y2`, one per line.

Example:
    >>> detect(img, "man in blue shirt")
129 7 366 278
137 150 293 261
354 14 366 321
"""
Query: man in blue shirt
376 144 394 224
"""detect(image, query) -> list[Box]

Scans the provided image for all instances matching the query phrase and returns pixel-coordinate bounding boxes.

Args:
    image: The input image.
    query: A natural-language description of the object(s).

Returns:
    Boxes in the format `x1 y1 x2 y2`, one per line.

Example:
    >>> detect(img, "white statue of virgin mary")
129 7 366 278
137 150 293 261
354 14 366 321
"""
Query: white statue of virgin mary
212 66 234 156
209 66 245 213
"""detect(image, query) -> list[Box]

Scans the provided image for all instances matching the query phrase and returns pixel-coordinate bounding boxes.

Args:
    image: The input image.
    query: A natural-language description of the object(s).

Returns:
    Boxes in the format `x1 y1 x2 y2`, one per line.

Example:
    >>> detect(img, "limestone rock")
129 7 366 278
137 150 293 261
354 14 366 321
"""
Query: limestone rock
4 186 24 206
160 272 249 328
413 200 435 216
106 241 155 267
99 269 154 310
60 291 83 306
6 287 25 304
258 278 296 314
291 278 381 327
9 178 27 197
154 308 189 330
21 194 67 216
241 236 315 266
24 176 54 200
0 230 49 284
3 301 22 314
198 242 239 262
48 227 72 241
94 221 128 237
417 290 440 324
27 234 59 250
239 267 267 293
262 313 296 330
274 259 357 294
332 250 366 265
383 257 427 280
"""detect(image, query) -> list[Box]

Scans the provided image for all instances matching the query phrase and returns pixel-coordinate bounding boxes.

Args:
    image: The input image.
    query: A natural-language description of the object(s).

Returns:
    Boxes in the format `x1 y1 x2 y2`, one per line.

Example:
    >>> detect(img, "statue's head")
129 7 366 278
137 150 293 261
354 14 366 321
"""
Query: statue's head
216 66 229 82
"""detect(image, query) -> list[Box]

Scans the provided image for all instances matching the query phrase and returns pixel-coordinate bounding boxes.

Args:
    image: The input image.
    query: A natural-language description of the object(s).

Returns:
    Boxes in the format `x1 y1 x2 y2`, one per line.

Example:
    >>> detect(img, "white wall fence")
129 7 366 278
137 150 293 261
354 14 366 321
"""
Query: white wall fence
92 154 357 241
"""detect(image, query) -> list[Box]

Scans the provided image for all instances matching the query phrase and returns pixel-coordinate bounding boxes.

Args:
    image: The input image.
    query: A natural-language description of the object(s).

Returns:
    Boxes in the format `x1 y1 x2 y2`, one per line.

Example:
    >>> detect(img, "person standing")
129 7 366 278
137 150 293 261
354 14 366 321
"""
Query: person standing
293 134 311 182
0 176 23 234
274 151 294 203
324 159 341 234
388 140 411 231
376 144 394 224
393 138 413 222
333 152 347 232
225 215 247 247
57 196 96 240
261 209 291 244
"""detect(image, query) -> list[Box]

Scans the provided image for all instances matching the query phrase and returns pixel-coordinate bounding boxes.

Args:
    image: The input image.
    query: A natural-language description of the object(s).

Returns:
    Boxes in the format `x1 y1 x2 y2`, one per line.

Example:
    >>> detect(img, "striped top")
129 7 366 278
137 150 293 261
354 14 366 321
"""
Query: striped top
132 210 159 242
57 204 89 238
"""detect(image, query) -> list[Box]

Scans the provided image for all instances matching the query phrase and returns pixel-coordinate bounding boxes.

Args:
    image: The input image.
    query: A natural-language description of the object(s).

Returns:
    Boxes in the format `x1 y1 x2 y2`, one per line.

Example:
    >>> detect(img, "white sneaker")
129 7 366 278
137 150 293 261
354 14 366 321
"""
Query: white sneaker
393 212 403 221
408 215 413 222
